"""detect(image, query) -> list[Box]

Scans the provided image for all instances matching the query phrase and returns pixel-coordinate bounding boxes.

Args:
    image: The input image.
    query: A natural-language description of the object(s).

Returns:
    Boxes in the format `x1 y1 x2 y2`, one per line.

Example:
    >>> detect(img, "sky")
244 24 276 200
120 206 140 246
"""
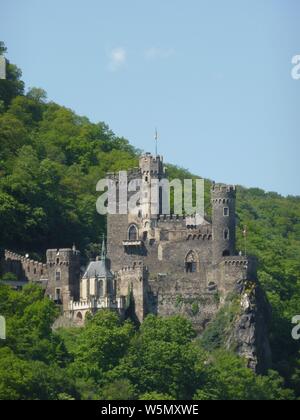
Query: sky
1 0 299 196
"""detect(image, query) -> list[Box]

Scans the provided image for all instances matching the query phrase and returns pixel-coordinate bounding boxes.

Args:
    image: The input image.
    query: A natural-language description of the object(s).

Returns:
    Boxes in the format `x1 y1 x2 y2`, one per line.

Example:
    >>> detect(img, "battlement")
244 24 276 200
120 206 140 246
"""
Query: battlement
46 248 80 265
223 257 249 266
5 250 47 269
211 183 236 200
139 153 164 176
4 249 48 282
186 233 213 241
120 261 144 273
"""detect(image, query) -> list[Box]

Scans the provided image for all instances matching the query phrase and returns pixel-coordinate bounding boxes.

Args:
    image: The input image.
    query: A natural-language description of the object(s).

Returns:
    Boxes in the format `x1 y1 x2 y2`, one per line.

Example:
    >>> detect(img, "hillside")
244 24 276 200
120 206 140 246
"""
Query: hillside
0 47 300 399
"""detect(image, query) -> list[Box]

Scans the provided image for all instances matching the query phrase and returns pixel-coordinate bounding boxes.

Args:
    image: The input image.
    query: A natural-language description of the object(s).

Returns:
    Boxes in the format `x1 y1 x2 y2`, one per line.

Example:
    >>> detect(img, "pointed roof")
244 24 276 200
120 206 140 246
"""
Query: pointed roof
101 237 106 261
82 238 113 279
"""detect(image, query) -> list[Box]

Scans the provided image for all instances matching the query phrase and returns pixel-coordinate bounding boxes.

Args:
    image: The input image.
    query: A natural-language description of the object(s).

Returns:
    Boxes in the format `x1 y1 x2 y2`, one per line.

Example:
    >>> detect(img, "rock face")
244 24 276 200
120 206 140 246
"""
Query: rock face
226 280 272 373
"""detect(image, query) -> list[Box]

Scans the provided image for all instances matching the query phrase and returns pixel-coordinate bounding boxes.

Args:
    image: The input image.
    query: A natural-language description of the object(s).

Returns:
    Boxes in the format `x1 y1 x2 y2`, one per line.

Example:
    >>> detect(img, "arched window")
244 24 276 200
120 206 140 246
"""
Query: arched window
56 270 61 282
185 251 198 273
128 225 138 241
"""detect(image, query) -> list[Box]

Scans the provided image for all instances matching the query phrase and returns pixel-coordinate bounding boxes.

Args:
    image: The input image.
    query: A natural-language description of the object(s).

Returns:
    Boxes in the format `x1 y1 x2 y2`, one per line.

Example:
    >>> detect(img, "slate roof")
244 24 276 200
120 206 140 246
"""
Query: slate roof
83 259 113 279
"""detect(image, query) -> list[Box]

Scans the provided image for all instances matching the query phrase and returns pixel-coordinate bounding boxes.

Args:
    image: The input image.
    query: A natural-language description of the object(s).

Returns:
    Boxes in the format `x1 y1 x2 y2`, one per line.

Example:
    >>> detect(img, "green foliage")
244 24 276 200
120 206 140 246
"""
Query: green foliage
0 43 24 109
99 379 136 400
27 87 47 103
193 351 294 400
191 302 200 316
0 285 294 400
1 272 17 282
139 392 175 400
0 347 77 400
0 93 138 256
0 284 77 400
0 41 7 56
61 311 134 385
200 294 240 351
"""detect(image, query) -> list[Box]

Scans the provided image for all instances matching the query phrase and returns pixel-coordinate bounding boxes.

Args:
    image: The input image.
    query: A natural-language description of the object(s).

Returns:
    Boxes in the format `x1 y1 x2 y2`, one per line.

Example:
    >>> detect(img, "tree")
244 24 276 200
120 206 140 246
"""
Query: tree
193 350 294 400
139 392 175 400
0 41 7 56
107 316 203 399
66 311 134 383
99 379 136 400
27 87 47 103
0 348 77 400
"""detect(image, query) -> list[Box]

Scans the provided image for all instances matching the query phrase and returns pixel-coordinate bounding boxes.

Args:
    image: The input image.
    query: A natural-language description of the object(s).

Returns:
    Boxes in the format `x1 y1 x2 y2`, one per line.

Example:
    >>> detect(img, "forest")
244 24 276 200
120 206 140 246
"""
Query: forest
0 42 300 400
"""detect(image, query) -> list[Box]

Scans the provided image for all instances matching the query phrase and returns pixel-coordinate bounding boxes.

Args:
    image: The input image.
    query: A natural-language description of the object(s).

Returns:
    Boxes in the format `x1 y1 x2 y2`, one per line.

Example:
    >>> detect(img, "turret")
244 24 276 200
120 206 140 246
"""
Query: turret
211 183 236 262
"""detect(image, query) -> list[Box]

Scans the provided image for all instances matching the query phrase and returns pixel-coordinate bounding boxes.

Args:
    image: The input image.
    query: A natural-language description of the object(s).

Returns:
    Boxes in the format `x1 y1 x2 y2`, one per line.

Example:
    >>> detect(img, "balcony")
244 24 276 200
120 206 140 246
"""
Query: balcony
122 240 144 247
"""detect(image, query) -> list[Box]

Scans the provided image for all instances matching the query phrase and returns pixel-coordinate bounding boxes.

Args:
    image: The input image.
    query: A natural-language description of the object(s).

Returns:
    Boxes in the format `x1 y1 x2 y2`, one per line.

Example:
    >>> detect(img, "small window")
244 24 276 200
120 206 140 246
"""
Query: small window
56 271 61 282
223 207 229 216
56 258 60 265
128 225 138 241
224 229 229 240
55 288 61 302
185 251 198 273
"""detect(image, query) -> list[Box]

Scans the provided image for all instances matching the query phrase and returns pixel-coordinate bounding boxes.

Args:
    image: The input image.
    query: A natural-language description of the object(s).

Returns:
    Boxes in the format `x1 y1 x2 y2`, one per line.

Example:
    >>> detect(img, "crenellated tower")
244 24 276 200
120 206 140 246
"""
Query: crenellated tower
139 153 165 219
46 247 81 310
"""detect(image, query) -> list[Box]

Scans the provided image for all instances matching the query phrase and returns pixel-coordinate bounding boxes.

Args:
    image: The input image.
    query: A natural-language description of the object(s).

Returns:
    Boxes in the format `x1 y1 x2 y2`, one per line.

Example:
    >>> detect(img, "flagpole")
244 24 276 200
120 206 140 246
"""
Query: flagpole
155 128 158 156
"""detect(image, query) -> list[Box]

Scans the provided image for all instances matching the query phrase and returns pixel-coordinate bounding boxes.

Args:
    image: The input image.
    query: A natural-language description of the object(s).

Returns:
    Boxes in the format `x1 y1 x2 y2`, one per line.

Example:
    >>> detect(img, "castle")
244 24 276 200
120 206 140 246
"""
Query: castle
0 153 257 332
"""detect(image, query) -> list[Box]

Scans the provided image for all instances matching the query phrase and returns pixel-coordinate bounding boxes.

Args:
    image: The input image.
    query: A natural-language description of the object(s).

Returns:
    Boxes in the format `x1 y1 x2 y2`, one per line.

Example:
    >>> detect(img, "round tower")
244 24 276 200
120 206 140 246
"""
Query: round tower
211 183 236 262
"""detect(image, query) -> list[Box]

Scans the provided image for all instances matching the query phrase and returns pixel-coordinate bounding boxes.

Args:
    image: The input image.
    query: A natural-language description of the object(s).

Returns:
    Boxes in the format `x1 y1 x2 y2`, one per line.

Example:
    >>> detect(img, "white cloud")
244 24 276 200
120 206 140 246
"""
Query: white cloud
144 47 175 61
108 47 127 71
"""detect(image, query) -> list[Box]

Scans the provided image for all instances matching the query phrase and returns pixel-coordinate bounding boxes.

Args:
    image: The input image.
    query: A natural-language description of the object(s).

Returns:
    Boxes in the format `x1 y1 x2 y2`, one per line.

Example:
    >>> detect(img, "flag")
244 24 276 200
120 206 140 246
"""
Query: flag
243 226 247 237
155 128 158 141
